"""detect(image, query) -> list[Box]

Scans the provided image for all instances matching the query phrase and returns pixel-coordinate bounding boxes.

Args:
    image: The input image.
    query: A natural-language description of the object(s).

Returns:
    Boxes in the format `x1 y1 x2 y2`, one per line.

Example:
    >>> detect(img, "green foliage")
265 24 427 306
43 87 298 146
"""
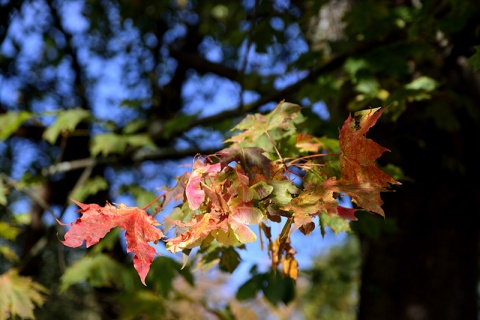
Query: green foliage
0 222 20 241
319 213 351 236
0 111 32 140
60 253 132 291
236 268 296 306
350 211 398 240
43 109 91 144
468 46 480 71
119 185 164 212
145 256 194 296
0 180 7 206
90 133 155 156
301 236 361 320
69 176 108 203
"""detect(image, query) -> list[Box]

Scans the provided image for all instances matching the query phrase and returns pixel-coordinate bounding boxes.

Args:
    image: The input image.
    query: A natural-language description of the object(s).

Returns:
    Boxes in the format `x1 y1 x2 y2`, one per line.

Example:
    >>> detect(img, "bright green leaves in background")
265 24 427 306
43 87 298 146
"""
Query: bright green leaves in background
90 133 155 157
43 109 91 144
0 111 33 141
0 107 155 158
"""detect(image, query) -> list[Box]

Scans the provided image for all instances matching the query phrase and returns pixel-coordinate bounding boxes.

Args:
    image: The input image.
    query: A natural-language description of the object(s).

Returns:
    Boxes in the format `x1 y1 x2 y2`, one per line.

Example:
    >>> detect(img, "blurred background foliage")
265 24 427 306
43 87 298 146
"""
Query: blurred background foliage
0 0 479 319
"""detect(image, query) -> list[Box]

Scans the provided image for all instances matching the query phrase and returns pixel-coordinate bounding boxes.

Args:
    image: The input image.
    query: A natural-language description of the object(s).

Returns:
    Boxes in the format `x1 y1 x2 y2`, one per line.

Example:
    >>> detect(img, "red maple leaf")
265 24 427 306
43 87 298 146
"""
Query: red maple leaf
58 200 164 285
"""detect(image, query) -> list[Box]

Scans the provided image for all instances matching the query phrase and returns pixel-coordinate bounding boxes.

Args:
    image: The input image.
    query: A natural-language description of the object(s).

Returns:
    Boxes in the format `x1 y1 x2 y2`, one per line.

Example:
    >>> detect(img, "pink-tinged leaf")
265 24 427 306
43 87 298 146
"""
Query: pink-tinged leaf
233 166 254 202
185 161 221 210
57 201 119 248
230 203 264 225
59 200 164 285
185 172 204 210
228 217 257 243
166 213 228 252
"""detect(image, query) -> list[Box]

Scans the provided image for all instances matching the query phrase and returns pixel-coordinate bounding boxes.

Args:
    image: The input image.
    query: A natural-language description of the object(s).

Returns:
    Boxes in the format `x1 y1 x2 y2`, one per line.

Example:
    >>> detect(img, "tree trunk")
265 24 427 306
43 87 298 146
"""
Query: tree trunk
357 103 480 319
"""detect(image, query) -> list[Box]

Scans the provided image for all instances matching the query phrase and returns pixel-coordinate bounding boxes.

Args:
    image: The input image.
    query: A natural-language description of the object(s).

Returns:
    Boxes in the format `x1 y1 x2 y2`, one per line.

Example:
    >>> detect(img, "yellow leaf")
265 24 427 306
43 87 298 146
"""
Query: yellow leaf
283 256 298 280
0 269 48 320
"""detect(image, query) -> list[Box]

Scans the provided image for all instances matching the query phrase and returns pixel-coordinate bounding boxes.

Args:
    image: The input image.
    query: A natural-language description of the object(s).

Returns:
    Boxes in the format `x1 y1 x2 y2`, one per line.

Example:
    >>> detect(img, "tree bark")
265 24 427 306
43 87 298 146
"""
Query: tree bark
357 102 480 319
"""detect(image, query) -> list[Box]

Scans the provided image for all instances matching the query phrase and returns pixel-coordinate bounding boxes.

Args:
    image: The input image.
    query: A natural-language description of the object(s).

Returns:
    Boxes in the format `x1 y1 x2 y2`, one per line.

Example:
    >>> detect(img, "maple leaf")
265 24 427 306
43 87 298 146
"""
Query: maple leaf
166 162 266 253
216 146 271 179
0 269 48 320
165 213 229 251
337 107 401 215
282 182 351 234
185 159 221 210
295 133 323 153
160 172 189 209
58 200 164 285
225 101 304 154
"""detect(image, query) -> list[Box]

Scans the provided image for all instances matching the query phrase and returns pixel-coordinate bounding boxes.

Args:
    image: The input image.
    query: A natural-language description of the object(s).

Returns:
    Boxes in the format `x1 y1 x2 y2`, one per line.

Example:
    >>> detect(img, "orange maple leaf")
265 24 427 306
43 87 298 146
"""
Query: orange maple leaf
58 200 164 285
337 107 401 215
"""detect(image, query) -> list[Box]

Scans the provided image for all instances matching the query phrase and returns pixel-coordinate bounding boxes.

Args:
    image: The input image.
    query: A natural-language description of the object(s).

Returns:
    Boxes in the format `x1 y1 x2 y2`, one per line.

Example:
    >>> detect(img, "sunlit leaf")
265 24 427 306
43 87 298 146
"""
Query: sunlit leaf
0 245 19 262
404 76 438 91
0 111 32 140
319 212 352 235
0 179 6 206
0 221 20 241
59 200 164 285
43 108 91 144
60 253 130 291
90 133 127 156
69 176 108 203
0 269 48 320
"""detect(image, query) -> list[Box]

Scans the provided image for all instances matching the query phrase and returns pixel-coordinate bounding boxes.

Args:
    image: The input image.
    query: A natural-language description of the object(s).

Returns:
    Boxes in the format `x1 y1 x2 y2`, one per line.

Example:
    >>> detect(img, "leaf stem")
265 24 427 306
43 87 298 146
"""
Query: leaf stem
286 153 340 166
142 192 165 211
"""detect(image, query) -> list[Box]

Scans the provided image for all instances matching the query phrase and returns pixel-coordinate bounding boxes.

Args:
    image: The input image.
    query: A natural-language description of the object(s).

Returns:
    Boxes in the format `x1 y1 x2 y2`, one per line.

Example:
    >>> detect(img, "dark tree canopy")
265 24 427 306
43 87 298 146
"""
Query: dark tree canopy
1 0 479 319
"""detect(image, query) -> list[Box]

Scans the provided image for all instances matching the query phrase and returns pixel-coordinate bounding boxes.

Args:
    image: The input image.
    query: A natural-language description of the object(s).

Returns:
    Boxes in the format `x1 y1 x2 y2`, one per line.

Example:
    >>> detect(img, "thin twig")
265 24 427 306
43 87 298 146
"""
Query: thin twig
1 173 57 221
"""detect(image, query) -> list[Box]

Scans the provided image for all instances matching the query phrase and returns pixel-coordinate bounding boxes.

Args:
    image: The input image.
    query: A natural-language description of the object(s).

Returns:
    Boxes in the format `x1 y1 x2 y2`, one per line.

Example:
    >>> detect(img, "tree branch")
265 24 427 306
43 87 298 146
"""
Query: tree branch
170 49 242 82
42 146 220 176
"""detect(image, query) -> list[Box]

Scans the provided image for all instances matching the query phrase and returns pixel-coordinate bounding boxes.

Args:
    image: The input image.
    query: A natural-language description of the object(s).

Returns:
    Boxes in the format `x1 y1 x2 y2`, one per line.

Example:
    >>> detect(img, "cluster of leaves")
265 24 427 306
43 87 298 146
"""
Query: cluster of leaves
0 219 49 320
58 101 400 285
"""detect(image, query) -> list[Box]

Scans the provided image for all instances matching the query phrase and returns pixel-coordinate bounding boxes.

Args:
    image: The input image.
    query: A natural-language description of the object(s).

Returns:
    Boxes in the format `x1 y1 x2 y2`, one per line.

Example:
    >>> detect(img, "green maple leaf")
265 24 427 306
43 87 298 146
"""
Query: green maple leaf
0 111 32 140
60 253 131 291
43 108 91 144
225 101 304 154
